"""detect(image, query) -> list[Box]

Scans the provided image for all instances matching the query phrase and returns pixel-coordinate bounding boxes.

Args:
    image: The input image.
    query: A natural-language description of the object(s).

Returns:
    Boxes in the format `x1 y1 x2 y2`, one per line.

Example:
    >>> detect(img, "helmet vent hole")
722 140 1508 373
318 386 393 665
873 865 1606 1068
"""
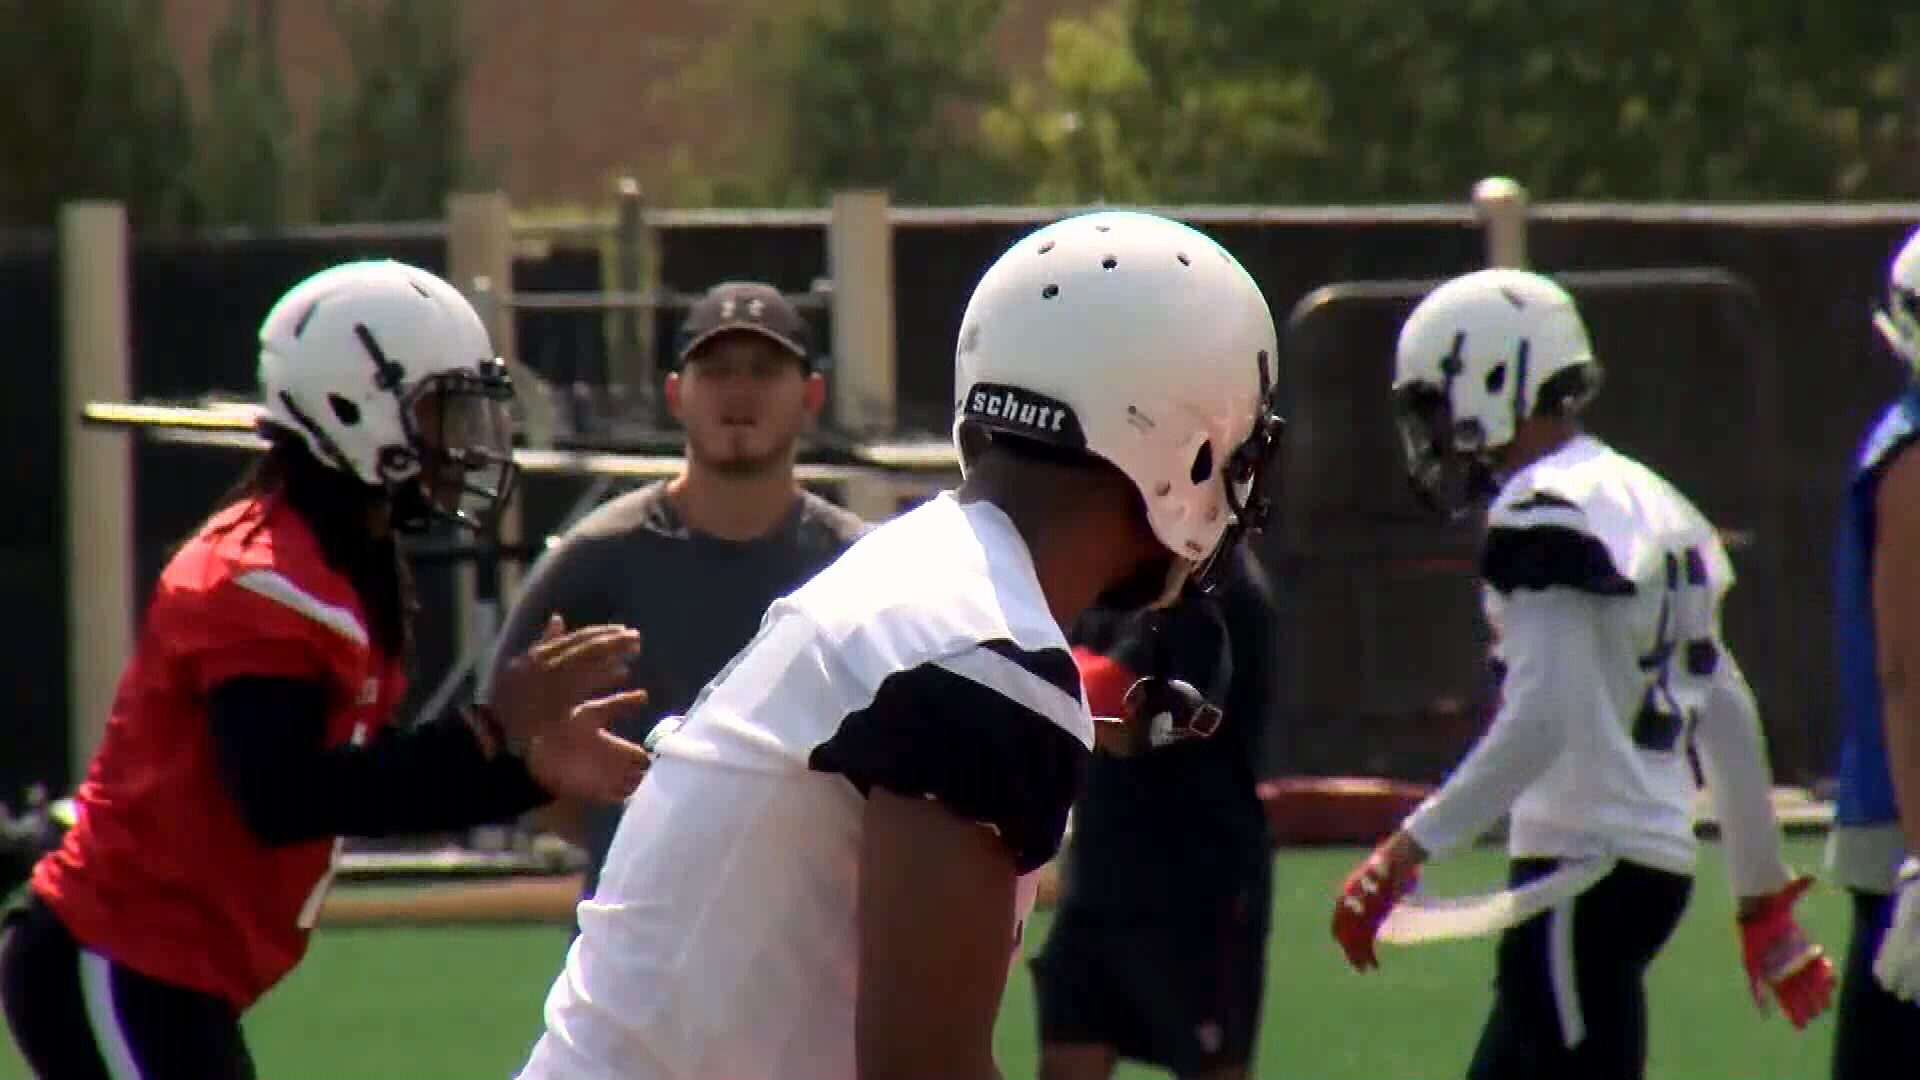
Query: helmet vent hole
1485 364 1507 394
1101 256 1117 270
1189 440 1214 484
1095 224 1111 232
1177 252 1191 266
1038 240 1055 254
328 394 362 426
1042 284 1060 299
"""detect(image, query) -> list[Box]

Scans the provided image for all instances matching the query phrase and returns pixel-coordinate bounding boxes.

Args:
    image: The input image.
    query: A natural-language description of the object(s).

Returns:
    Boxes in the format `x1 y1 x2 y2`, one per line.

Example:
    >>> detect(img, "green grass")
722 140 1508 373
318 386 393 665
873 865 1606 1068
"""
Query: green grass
1 839 1848 1079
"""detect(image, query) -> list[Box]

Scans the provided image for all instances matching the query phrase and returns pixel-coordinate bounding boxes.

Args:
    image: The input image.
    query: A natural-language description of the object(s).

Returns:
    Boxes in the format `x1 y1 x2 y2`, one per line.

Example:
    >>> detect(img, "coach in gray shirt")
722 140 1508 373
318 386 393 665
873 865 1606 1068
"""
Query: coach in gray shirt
488 282 868 909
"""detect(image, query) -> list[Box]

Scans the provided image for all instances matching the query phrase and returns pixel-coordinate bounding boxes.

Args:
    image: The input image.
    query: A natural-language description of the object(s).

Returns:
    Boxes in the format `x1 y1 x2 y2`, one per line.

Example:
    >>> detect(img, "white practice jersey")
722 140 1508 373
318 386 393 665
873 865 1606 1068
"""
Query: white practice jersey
1404 436 1788 894
515 492 1094 1080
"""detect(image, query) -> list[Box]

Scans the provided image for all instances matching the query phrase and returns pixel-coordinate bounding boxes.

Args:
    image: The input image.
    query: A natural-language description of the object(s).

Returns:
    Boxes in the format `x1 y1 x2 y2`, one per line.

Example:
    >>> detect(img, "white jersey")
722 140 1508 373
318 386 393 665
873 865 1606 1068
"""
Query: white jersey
1404 436 1788 895
515 492 1094 1080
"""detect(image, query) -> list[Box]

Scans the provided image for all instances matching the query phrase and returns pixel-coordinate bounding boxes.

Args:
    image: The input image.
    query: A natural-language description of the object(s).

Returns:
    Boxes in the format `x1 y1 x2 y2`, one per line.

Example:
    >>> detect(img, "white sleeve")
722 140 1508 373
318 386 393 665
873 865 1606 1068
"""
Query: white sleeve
1403 591 1595 858
1691 647 1793 898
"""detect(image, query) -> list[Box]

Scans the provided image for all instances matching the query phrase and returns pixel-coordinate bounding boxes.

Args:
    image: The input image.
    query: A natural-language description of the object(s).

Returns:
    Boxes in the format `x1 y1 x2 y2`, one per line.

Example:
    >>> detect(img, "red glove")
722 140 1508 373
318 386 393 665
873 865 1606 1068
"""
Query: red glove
1331 844 1420 972
1737 876 1835 1030
1071 646 1135 719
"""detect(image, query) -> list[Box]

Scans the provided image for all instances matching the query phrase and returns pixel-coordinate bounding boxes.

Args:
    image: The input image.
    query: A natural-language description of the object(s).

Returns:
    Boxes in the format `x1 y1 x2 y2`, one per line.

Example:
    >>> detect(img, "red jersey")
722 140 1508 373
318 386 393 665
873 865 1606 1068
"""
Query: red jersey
33 496 405 1008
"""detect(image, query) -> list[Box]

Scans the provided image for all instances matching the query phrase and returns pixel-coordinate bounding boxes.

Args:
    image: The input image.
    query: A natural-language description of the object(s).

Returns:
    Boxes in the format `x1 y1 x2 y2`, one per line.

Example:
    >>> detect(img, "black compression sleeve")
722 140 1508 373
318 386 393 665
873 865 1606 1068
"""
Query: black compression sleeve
207 676 551 847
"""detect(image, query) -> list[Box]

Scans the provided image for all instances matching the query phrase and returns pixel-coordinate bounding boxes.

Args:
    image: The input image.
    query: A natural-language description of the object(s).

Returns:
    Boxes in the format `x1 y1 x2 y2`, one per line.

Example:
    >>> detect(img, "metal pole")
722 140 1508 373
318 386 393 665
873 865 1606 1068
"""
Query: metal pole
1473 176 1531 268
609 177 651 422
59 202 134 772
828 191 900 520
446 194 521 677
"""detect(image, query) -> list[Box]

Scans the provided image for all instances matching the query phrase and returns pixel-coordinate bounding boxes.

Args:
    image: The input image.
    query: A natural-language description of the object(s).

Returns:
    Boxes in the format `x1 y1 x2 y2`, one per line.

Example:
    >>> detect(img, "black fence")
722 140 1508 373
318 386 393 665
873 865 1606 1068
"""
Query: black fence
3 207 1910 803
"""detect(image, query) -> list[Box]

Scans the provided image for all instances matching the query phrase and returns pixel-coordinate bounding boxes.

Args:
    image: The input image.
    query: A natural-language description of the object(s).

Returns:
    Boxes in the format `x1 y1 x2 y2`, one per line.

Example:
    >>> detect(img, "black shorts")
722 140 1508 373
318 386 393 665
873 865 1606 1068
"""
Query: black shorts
1467 858 1692 1080
1031 881 1270 1075
1 893 256 1080
1832 888 1920 1080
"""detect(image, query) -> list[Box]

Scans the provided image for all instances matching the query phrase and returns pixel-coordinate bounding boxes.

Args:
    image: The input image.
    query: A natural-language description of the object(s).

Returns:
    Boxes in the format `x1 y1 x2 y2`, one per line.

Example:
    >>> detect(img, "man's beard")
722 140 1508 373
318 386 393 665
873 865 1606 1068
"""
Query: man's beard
691 430 796 476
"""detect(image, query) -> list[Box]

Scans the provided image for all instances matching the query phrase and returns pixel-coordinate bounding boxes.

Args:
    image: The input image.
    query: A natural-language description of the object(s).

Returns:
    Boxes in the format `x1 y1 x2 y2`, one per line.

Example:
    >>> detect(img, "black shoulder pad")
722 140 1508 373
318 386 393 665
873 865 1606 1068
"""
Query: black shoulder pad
807 639 1088 874
1480 524 1636 596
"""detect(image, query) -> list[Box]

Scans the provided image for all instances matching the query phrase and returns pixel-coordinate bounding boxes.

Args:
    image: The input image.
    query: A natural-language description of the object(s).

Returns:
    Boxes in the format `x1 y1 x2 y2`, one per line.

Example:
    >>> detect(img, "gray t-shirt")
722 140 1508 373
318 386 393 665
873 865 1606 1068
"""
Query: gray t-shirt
485 480 868 897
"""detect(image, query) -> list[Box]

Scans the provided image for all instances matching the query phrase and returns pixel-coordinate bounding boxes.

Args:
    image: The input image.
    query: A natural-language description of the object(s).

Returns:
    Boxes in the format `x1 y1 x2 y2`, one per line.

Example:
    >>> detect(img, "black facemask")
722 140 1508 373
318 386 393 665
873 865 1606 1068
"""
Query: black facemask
384 363 520 534
1391 381 1501 522
1190 391 1288 594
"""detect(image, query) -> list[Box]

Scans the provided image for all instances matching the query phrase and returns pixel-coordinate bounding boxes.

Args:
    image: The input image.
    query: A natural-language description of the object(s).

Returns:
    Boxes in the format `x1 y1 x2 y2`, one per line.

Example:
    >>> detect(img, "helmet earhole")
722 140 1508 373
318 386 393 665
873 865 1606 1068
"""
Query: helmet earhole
1042 284 1059 299
378 444 416 480
1485 364 1507 394
1190 441 1214 485
329 394 361 426
1177 253 1191 266
1101 256 1117 270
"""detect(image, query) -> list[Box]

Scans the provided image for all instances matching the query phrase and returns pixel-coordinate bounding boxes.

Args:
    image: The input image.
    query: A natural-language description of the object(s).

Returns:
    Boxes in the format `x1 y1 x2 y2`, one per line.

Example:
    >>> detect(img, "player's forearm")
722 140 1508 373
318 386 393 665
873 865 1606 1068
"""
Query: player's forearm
1881 681 1920 854
1871 447 1920 854
1402 704 1559 857
1405 595 1586 857
1693 653 1792 898
207 676 550 847
1878 610 1920 853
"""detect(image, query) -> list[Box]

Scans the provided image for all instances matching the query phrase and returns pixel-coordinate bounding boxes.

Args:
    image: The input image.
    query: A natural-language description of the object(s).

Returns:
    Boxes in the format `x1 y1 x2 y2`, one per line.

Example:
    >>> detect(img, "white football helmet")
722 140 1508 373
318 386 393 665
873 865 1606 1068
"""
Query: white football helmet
1874 226 1920 372
257 259 516 530
952 210 1284 589
1391 268 1600 515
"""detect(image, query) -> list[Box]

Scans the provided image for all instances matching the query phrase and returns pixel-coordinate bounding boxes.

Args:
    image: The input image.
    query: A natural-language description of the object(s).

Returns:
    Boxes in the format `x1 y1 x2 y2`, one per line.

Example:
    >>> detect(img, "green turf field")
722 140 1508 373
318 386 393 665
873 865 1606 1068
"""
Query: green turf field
0 838 1848 1079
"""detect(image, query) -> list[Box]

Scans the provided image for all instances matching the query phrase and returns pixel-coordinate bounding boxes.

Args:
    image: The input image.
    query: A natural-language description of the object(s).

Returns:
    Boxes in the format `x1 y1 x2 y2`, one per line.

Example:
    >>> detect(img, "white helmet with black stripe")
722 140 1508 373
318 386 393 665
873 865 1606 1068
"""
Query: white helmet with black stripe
1391 267 1602 517
257 259 517 530
951 211 1285 590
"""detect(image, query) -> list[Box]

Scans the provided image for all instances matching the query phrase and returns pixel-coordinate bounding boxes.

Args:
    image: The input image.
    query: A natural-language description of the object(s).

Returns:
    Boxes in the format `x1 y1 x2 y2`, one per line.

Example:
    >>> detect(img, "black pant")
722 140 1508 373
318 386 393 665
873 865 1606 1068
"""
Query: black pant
1 893 256 1080
1832 888 1920 1080
1467 858 1692 1080
1031 877 1271 1076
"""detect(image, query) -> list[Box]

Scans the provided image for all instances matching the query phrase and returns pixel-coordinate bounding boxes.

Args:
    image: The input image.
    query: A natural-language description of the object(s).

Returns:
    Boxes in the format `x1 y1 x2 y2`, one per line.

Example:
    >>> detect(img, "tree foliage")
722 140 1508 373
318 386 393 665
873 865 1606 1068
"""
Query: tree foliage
0 0 197 227
193 0 299 227
307 0 495 223
980 4 1330 204
985 0 1920 203
740 0 1022 205
8 0 1917 227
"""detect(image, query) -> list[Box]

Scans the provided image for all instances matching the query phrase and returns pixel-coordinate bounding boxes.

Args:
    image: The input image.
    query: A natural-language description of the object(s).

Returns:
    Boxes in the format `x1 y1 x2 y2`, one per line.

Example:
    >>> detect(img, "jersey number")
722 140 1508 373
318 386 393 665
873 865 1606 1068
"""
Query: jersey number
1633 547 1718 753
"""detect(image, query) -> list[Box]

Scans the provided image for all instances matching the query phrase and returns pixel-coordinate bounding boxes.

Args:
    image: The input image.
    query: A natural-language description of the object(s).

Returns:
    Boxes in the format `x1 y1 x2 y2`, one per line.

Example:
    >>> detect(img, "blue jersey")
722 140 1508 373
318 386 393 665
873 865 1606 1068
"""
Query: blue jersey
1833 389 1920 827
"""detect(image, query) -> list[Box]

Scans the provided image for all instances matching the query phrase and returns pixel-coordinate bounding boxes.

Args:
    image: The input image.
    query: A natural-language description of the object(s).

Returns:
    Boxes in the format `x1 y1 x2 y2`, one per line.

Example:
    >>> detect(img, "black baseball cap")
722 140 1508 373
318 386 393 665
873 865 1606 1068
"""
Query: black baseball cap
675 282 812 369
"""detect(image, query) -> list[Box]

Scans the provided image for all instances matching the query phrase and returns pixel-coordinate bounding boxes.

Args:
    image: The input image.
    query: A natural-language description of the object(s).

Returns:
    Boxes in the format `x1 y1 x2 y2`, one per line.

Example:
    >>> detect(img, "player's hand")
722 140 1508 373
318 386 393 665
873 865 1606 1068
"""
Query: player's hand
1118 676 1222 752
1073 644 1220 758
1093 677 1222 758
1873 856 1920 1002
1737 875 1835 1028
522 690 654 803
1331 834 1421 972
489 615 642 752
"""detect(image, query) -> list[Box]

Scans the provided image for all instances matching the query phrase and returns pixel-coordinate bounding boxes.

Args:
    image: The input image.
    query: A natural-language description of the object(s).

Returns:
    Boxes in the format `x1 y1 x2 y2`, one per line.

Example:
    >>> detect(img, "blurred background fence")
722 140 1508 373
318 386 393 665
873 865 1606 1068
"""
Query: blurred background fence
6 193 1913 825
